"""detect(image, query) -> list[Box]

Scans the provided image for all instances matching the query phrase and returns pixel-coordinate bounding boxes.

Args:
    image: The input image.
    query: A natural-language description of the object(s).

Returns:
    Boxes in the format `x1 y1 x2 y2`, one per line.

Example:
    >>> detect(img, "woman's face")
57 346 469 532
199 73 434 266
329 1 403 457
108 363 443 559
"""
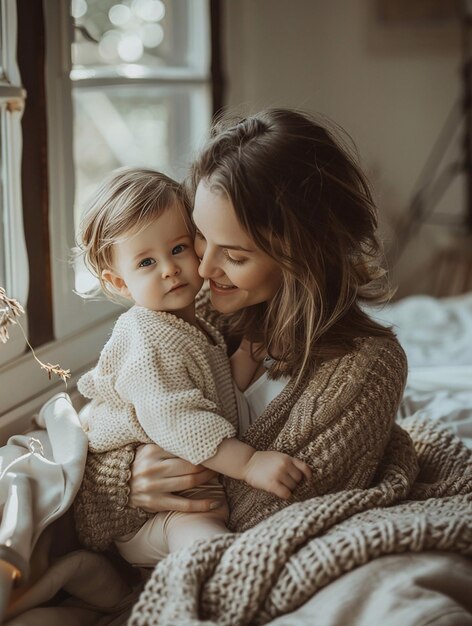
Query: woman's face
193 180 282 314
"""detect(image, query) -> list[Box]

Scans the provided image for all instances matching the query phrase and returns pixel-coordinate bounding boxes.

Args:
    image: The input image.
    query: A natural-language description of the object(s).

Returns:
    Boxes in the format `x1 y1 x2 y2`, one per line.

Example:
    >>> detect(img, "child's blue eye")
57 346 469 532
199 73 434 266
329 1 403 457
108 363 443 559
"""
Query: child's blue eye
172 244 186 255
139 258 155 268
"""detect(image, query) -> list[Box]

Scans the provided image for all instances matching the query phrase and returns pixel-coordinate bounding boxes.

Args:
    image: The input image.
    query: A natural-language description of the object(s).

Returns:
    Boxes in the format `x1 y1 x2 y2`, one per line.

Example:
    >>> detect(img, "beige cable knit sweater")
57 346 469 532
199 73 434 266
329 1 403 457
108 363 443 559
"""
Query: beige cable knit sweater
74 331 408 549
77 306 238 464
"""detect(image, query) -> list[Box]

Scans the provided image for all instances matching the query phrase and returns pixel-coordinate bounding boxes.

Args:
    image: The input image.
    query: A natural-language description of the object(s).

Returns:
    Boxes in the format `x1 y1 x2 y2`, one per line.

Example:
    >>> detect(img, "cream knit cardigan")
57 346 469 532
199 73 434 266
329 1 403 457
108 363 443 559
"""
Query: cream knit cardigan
77 306 238 464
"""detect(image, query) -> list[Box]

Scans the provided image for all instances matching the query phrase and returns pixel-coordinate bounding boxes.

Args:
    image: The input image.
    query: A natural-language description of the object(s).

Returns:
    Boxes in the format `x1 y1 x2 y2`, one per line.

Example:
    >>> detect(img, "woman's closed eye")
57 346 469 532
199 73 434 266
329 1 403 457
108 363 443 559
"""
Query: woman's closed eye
138 257 156 268
194 228 245 264
223 249 246 265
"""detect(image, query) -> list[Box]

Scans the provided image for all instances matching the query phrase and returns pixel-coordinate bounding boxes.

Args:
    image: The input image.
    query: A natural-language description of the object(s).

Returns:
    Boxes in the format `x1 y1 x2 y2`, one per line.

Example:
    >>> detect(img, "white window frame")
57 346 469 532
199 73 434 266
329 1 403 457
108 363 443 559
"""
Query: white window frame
0 0 28 366
45 1 120 340
45 0 212 340
0 0 212 431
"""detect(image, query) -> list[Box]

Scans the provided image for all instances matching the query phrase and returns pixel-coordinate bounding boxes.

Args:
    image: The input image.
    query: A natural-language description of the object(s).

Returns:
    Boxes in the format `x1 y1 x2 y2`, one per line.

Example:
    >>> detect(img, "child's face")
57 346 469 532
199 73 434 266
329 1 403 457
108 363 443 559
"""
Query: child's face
105 203 203 317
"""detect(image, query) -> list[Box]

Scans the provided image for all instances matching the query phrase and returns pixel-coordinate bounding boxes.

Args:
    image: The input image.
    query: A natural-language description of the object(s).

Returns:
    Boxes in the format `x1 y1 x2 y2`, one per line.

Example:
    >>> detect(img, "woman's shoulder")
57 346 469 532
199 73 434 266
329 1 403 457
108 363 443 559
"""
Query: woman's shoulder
340 334 407 379
277 334 408 429
353 334 407 369
303 334 407 397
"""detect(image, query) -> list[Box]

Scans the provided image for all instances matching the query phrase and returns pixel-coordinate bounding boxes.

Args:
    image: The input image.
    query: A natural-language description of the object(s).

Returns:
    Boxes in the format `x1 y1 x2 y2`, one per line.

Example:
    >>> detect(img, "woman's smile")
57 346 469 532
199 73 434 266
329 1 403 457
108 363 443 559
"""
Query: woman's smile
193 181 282 314
210 279 238 293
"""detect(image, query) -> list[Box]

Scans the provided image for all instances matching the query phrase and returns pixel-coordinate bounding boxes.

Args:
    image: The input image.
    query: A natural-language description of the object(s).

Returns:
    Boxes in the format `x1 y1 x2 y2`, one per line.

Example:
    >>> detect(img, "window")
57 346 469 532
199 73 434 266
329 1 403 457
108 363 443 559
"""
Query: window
48 0 212 338
69 0 212 295
0 0 28 366
0 0 215 425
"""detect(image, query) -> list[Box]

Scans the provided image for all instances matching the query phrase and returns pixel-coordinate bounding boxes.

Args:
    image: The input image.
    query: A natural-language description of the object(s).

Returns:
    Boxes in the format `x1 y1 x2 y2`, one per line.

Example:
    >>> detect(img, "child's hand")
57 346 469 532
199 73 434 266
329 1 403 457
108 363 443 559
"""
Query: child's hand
242 450 312 499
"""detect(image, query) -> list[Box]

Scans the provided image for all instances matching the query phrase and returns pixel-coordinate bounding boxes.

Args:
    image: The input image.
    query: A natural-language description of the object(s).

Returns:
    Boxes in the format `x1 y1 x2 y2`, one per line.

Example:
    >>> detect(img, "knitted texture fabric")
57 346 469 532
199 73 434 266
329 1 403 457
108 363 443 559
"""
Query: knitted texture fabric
78 306 238 464
74 333 407 551
73 444 153 550
224 334 409 532
127 418 472 626
74 292 222 551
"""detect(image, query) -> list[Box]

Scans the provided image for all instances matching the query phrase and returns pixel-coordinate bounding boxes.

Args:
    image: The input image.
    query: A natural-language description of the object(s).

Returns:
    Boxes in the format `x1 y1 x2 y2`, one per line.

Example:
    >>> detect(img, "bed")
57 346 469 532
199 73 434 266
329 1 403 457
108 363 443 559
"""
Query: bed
1 292 472 625
266 292 472 626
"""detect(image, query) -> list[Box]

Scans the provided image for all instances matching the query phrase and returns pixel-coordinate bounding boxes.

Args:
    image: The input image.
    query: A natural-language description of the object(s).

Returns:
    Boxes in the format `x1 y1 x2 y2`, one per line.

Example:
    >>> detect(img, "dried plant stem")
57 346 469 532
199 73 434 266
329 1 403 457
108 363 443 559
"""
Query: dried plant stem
19 322 70 385
0 287 70 385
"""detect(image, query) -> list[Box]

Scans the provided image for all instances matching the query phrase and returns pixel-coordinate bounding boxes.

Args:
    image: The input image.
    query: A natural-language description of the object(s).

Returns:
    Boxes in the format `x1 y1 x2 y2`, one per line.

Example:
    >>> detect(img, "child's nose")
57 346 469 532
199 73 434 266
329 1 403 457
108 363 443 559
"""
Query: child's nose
162 261 180 278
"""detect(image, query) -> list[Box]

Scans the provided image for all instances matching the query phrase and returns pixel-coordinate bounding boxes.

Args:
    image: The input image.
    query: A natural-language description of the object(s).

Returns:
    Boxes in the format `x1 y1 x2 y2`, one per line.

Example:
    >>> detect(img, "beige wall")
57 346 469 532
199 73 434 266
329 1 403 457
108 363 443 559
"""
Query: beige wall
222 0 464 296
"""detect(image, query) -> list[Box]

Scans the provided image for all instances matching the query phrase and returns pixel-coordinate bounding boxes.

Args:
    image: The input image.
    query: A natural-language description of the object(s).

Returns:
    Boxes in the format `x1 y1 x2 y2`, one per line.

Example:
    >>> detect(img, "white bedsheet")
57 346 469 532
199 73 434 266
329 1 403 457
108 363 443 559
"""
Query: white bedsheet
376 292 472 367
370 293 472 448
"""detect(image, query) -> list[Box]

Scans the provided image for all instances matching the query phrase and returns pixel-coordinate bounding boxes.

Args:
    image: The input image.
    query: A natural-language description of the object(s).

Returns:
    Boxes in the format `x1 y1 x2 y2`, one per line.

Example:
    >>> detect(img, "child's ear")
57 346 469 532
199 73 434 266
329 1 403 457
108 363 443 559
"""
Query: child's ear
102 269 131 298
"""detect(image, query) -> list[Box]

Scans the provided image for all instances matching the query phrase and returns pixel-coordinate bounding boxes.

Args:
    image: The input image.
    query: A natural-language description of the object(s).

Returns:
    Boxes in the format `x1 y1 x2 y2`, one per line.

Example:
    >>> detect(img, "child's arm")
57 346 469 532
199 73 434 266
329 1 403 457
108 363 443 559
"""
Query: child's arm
203 437 312 500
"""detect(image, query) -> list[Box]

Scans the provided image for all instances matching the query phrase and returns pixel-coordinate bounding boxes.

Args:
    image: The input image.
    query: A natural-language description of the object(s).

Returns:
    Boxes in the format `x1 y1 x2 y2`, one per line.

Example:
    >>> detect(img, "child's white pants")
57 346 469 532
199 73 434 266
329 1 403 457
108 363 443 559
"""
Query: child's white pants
114 480 228 567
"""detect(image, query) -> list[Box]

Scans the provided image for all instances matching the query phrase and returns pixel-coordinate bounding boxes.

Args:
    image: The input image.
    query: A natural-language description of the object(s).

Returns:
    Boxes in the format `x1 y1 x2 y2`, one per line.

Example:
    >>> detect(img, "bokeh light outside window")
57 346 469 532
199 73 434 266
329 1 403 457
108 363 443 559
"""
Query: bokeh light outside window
70 0 211 294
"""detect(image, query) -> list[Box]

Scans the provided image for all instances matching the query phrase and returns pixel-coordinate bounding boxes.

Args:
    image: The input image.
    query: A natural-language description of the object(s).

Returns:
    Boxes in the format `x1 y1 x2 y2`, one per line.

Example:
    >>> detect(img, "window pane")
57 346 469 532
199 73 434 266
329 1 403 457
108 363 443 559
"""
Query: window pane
72 0 195 70
0 3 6 287
0 111 4 288
69 0 211 295
0 1 28 359
72 83 210 292
0 3 3 81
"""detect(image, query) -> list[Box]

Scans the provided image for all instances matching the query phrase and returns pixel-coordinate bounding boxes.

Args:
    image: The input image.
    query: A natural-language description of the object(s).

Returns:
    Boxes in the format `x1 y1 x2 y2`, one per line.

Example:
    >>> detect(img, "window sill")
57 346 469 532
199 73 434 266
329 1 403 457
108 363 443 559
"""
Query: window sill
0 311 118 438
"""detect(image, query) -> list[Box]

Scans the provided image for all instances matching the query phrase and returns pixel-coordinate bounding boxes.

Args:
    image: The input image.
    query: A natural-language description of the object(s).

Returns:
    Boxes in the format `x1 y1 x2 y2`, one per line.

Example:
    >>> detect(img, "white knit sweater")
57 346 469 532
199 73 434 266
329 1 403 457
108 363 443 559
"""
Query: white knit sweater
78 306 238 465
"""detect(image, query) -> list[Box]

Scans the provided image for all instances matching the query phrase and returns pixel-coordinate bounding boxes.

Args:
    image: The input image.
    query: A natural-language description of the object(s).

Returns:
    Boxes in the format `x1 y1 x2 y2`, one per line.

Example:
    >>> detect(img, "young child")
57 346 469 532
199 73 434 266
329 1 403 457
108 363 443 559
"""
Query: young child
75 167 310 566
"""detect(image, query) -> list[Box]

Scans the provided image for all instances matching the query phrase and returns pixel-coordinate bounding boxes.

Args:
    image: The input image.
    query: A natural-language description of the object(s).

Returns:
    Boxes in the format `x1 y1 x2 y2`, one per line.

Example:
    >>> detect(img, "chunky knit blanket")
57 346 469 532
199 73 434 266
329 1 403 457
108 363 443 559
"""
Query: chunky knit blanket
128 418 472 626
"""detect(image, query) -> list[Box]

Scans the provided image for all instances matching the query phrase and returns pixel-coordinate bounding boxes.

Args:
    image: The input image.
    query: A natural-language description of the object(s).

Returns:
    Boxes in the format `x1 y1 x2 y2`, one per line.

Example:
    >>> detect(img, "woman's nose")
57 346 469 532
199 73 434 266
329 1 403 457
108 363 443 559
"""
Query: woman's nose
198 248 221 279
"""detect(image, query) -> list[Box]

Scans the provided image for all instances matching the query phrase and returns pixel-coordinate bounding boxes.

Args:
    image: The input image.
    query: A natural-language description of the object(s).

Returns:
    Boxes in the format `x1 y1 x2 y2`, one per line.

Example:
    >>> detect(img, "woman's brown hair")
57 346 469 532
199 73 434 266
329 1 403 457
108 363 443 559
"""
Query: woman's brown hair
188 108 395 379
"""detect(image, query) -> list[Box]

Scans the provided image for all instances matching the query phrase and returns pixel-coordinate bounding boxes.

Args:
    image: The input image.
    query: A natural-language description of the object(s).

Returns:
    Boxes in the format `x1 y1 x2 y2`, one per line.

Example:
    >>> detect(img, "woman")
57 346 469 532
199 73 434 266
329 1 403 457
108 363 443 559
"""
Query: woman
74 109 472 625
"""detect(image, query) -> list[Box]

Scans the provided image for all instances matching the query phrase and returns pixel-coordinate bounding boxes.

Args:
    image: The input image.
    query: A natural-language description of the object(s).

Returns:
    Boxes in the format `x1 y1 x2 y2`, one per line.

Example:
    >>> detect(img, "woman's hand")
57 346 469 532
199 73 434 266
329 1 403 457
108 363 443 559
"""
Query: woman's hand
129 444 219 513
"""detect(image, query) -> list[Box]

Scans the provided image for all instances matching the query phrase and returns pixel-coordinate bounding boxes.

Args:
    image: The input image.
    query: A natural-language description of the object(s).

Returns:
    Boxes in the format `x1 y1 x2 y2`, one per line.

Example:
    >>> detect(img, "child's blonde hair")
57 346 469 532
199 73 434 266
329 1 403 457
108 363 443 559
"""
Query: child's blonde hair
76 167 187 301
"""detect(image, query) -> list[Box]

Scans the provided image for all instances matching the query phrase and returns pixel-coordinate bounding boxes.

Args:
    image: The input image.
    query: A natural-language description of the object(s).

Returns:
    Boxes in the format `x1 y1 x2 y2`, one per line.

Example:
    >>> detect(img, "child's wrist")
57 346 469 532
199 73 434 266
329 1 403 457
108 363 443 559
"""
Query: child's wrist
241 448 257 481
